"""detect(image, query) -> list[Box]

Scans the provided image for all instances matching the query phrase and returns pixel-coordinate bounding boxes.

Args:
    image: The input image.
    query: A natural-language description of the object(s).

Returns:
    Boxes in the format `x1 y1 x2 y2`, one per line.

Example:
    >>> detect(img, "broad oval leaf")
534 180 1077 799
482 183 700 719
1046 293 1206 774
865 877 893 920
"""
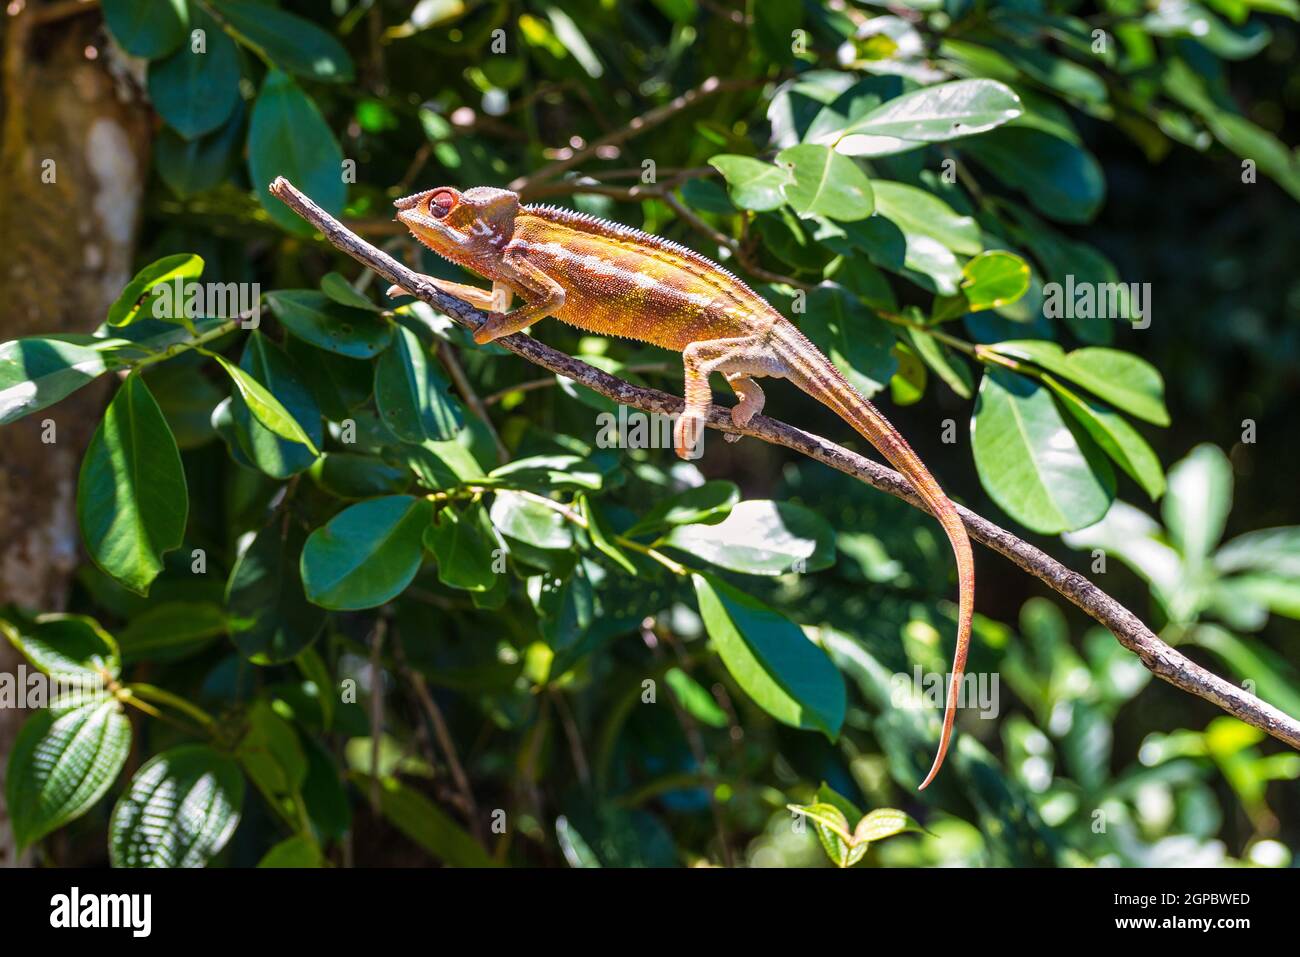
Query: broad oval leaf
109 745 245 868
301 496 433 610
358 774 496 867
211 0 355 83
693 573 845 739
118 602 226 663
214 353 319 455
146 8 240 139
107 254 205 327
708 154 792 211
424 503 499 592
666 500 836 575
971 368 1114 534
961 250 1031 311
0 338 109 426
1044 374 1166 501
800 284 898 397
228 522 327 662
374 326 464 443
990 340 1170 426
102 0 188 58
963 128 1105 224
776 144 874 221
155 106 244 198
227 333 323 477
852 806 926 844
7 698 131 850
249 71 346 235
830 79 1023 156
1164 443 1234 564
625 480 740 537
77 376 188 595
266 290 394 358
489 490 573 551
873 181 982 255
2 614 120 681
309 452 410 499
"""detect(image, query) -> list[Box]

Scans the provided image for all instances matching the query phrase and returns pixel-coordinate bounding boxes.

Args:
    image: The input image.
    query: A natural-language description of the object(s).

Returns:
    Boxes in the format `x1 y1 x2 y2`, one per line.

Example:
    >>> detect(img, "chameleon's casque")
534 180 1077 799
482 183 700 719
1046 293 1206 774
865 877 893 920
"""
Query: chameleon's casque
395 184 975 789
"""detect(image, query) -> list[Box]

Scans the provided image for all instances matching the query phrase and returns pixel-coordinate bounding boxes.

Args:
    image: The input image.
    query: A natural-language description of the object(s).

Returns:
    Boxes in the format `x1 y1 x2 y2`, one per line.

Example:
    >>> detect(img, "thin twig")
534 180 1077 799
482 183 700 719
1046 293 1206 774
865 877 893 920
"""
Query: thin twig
406 665 483 841
510 76 763 195
268 176 1300 754
438 340 509 463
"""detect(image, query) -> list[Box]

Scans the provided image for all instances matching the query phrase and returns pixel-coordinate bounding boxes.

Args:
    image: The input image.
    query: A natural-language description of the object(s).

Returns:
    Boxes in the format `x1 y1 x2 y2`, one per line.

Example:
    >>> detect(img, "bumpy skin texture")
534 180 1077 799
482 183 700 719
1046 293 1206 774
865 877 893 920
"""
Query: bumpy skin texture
395 185 975 789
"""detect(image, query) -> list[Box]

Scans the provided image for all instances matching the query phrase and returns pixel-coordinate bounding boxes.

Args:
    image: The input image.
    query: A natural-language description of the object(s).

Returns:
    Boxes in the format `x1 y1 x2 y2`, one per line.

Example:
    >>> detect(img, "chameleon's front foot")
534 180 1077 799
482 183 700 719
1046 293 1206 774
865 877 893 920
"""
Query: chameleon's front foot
673 412 706 461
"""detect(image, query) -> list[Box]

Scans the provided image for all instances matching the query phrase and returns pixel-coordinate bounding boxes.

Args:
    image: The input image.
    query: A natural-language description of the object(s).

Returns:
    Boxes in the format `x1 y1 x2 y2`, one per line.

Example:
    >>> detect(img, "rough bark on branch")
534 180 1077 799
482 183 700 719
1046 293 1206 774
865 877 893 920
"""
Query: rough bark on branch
268 176 1300 754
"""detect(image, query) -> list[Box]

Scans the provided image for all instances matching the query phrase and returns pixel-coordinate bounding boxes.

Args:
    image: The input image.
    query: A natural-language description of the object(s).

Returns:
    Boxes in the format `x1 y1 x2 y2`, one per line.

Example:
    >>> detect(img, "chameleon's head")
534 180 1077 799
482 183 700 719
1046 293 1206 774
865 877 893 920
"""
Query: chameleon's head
394 186 520 269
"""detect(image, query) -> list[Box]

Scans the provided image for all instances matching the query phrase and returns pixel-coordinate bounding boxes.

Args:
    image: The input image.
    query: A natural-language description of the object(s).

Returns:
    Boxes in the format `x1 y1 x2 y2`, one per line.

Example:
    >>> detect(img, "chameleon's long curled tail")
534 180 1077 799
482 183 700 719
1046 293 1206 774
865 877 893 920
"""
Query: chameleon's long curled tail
778 325 974 790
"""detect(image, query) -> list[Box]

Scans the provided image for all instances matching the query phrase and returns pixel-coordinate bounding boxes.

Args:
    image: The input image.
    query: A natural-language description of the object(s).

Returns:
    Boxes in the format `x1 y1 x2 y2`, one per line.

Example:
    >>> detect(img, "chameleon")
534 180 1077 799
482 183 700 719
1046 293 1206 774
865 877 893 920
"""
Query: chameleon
391 184 974 789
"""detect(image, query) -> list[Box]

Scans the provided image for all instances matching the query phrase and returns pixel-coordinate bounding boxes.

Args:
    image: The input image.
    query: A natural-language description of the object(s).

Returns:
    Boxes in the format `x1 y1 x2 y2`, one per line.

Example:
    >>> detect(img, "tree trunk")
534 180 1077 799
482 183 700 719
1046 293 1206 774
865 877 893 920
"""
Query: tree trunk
0 8 151 866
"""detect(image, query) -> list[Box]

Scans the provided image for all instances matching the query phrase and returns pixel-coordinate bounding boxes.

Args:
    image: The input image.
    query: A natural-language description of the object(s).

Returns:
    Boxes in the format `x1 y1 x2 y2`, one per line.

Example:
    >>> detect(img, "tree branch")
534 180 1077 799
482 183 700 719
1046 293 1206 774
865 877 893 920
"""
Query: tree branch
267 176 1300 754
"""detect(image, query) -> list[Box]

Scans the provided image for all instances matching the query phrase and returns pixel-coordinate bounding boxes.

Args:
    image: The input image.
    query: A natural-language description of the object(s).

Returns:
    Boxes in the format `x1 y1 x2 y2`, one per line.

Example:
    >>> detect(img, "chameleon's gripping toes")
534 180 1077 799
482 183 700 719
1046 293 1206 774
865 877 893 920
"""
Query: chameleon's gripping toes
394 185 975 789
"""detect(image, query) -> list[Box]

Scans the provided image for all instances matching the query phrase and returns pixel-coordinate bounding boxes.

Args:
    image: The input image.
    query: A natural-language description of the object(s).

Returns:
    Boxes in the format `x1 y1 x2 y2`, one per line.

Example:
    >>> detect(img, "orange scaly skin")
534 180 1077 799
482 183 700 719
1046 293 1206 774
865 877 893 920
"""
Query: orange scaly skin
394 185 975 789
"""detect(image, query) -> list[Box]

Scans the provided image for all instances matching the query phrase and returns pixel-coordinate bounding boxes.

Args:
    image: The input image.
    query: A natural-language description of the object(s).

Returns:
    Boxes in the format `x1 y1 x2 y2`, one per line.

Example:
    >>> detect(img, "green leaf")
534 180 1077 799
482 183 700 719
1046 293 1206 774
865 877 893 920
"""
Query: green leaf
309 452 410 499
1044 374 1166 501
1216 526 1300 579
788 801 861 867
906 327 973 399
990 341 1170 426
213 351 319 455
118 602 226 662
2 614 120 680
156 104 244 198
578 495 638 575
693 572 845 738
266 290 394 358
424 502 499 592
102 0 188 58
775 144 874 221
358 774 496 867
110 745 244 868
1164 444 1233 564
228 522 327 662
7 698 131 849
852 807 926 844
708 154 792 211
375 326 464 442
77 376 188 595
829 78 1023 156
320 272 382 311
147 8 240 139
961 251 1031 311
107 253 205 327
238 701 307 813
489 490 573 551
963 128 1105 224
301 496 433 610
211 1 354 82
0 338 109 425
227 333 323 477
800 285 898 397
873 181 982 255
625 480 740 537
258 835 324 868
667 500 836 575
249 71 346 235
664 667 728 727
972 368 1114 534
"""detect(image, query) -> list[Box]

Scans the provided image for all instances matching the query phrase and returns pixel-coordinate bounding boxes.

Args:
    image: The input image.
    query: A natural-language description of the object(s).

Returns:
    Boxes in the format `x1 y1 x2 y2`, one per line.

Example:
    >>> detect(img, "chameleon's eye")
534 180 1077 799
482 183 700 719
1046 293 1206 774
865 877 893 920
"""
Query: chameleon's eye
429 191 456 219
